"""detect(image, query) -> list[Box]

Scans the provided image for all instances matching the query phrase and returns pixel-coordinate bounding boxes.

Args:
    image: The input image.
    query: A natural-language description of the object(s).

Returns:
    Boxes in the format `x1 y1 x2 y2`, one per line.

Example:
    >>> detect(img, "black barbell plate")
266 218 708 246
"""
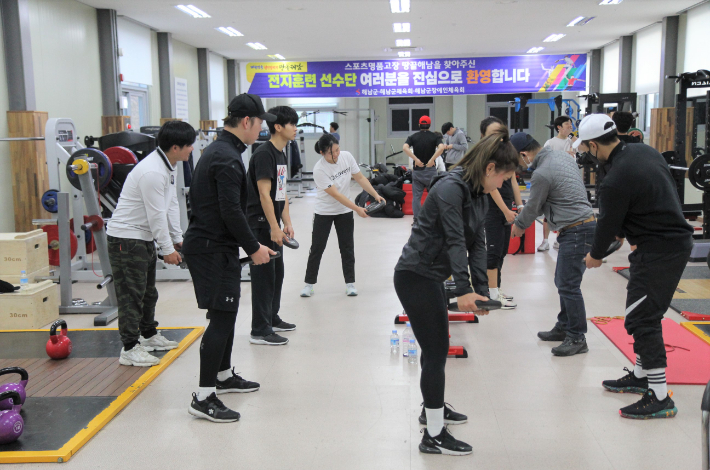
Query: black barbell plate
689 153 710 191
66 148 113 191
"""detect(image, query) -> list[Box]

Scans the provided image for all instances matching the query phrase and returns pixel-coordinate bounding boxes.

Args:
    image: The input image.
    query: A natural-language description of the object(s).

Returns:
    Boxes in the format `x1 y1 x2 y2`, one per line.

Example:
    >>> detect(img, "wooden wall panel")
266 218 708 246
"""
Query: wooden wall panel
648 107 696 167
7 111 49 232
199 120 217 131
101 115 130 135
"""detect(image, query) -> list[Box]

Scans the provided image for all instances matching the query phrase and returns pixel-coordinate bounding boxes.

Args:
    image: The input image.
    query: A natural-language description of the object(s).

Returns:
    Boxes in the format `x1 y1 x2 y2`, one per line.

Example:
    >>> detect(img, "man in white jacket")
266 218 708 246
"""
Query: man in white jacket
107 121 196 366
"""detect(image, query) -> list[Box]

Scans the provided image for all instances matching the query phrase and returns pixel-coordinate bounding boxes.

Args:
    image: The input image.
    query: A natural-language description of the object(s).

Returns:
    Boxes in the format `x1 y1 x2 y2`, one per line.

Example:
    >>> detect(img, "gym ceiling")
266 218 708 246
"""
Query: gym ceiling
78 0 701 61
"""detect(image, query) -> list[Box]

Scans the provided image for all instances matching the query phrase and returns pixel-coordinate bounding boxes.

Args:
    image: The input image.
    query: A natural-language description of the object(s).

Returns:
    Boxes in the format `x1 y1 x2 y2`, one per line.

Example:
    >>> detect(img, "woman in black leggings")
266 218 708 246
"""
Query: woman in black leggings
394 128 519 456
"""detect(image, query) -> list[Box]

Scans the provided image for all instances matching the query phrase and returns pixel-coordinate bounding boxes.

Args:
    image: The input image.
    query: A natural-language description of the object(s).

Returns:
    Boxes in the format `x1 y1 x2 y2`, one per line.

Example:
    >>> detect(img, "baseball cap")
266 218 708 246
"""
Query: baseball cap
572 114 617 149
419 115 431 126
227 93 276 122
510 132 534 153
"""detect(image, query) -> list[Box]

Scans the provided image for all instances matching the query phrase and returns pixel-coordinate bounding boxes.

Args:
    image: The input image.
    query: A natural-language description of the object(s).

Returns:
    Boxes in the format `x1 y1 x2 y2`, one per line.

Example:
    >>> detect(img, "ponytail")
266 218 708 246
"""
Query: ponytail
314 133 339 155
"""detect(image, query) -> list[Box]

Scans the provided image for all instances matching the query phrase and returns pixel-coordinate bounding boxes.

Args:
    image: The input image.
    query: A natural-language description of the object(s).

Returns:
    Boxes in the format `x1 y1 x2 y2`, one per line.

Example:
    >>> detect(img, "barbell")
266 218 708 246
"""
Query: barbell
666 152 710 192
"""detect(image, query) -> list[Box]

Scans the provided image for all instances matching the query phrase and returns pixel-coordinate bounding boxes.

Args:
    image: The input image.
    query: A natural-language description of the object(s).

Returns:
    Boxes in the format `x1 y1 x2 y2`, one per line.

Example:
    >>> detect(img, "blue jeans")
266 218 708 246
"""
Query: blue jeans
553 221 595 339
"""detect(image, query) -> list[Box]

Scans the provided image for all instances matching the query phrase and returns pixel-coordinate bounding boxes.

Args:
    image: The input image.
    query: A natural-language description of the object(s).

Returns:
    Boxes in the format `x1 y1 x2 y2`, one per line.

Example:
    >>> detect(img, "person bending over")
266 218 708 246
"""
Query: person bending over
329 122 340 142
580 114 693 419
612 111 641 144
441 122 468 170
246 106 299 346
107 120 195 367
403 115 444 223
394 129 518 456
480 116 522 309
182 94 275 423
510 132 595 357
300 134 384 298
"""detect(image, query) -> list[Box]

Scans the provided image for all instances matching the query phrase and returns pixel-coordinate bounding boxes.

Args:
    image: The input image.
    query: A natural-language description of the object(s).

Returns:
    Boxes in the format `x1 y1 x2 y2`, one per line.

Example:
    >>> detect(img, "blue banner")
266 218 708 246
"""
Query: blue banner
245 54 587 98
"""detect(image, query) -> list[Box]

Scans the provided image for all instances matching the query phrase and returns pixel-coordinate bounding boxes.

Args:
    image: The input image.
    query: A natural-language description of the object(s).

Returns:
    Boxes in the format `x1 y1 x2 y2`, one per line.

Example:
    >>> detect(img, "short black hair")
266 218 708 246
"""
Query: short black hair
479 116 505 137
441 122 454 134
521 138 541 153
584 129 619 148
419 123 430 130
266 106 298 134
157 121 196 152
612 111 635 133
223 115 257 128
330 122 339 131
314 133 339 154
553 115 572 133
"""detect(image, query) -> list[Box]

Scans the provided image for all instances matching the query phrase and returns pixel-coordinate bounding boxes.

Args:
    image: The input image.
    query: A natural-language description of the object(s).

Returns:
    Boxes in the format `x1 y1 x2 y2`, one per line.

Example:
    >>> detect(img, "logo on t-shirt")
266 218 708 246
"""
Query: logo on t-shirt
276 165 286 201
330 168 351 181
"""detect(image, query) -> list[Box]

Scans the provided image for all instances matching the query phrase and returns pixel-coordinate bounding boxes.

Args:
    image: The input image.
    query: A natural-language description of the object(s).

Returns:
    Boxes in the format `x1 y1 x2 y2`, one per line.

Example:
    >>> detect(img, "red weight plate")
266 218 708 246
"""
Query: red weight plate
43 225 78 266
104 146 138 165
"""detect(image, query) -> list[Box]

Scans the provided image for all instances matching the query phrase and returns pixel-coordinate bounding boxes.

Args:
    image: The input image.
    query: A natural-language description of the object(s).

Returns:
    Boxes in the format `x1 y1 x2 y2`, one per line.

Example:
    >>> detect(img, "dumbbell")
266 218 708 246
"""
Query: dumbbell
0 368 28 410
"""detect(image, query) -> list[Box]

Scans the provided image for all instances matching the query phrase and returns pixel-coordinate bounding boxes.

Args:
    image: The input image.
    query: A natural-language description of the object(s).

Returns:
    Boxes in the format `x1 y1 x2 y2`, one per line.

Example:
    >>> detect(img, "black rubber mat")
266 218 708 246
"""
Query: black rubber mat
0 329 192 359
0 396 114 453
694 323 710 337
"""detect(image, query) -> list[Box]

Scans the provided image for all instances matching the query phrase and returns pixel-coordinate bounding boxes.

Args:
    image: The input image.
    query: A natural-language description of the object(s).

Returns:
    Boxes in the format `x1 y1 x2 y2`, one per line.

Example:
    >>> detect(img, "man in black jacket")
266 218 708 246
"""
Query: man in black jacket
183 94 276 423
581 114 693 420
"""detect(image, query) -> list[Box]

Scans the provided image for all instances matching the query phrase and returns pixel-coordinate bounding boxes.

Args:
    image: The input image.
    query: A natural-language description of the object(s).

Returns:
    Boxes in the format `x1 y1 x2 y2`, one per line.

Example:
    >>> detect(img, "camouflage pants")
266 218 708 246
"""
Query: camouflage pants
107 236 159 347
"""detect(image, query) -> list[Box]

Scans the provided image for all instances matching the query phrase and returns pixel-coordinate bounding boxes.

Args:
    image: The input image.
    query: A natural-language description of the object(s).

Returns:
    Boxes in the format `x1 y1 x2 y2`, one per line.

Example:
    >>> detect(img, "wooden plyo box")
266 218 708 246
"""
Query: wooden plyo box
0 230 49 277
1 266 51 285
0 280 58 329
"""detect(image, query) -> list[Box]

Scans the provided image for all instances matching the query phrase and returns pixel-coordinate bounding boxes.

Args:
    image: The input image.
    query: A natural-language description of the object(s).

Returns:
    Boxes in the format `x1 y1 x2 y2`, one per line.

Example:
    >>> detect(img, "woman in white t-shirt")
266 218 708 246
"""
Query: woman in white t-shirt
300 134 384 298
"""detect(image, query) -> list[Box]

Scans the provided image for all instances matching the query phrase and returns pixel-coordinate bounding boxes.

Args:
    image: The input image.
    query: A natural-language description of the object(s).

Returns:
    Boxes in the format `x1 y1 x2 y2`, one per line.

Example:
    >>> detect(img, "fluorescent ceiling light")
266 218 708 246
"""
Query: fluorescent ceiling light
247 42 268 50
567 16 584 26
398 51 411 57
599 0 622 4
268 54 286 60
216 27 243 37
390 0 410 13
393 22 411 33
395 38 411 47
175 4 210 18
527 47 545 53
543 33 566 42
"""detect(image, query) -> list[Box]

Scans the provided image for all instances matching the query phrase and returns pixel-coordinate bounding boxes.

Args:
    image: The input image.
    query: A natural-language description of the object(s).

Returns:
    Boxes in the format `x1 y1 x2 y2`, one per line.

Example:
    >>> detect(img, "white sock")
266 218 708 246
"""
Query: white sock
196 387 216 401
489 288 499 299
634 355 646 378
645 368 667 399
217 369 232 382
425 407 445 437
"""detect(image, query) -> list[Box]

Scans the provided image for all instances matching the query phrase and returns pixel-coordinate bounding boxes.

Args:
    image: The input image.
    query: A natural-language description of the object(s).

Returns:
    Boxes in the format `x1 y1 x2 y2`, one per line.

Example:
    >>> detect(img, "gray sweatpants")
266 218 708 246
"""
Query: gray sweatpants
412 166 437 219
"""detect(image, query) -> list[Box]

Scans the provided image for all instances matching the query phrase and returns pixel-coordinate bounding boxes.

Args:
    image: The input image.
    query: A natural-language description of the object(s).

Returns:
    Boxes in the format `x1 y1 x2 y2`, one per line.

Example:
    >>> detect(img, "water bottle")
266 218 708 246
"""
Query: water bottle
402 322 412 357
408 339 418 364
19 270 28 291
390 330 400 354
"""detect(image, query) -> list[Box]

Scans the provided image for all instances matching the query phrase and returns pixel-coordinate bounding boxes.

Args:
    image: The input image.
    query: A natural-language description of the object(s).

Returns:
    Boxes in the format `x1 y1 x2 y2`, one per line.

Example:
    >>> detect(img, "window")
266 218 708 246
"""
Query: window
485 103 531 132
121 83 150 130
388 99 434 137
296 110 335 134
638 92 659 133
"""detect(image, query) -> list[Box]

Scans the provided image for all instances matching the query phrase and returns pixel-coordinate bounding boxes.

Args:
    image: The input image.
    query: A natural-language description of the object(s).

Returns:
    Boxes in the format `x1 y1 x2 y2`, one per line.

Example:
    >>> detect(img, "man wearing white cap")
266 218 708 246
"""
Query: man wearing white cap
579 114 693 420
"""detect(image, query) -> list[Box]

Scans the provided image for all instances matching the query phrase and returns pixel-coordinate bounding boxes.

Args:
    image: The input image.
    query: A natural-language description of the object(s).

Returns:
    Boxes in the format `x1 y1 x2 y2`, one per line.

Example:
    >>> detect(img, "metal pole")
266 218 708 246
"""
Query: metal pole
57 193 73 307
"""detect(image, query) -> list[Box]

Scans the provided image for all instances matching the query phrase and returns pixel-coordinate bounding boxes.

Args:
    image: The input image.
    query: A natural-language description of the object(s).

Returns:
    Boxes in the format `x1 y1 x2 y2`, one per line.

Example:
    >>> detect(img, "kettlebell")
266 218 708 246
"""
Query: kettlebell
46 319 72 360
0 368 28 410
0 391 23 444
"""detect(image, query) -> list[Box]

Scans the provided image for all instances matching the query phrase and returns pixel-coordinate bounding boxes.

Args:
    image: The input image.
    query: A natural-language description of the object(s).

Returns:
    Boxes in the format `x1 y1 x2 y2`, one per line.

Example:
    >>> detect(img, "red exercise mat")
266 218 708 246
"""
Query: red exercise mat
593 317 710 385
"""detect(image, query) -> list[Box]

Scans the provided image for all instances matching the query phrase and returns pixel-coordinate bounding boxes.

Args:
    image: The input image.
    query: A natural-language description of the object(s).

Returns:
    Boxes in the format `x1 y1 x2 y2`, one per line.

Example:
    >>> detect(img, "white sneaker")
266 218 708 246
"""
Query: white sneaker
553 240 559 250
119 344 160 367
300 284 314 297
602 258 608 263
498 293 517 310
537 240 550 251
346 283 358 296
499 290 513 301
140 332 179 351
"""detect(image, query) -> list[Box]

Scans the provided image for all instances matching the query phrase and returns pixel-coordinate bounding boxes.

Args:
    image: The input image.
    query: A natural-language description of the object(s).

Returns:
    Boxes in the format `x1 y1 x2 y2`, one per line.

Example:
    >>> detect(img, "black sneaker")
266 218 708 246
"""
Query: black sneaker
537 326 567 342
419 427 472 456
418 403 468 425
188 392 240 423
551 336 589 356
602 367 648 394
273 320 296 332
216 368 260 394
249 333 289 345
619 389 677 420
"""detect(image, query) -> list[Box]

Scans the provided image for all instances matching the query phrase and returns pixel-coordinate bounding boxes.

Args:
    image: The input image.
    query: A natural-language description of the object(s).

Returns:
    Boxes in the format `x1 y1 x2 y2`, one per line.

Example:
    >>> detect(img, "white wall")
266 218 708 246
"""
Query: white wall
682 2 710 98
149 31 161 125
117 17 152 86
633 24 662 95
0 18 13 232
209 53 225 126
602 41 620 93
172 39 200 128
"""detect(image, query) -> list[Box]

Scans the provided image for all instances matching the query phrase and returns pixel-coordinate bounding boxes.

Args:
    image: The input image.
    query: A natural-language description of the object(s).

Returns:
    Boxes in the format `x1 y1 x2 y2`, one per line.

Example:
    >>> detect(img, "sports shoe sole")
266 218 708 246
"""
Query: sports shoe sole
619 407 677 420
273 325 296 332
249 338 289 346
537 334 567 342
602 384 647 395
188 406 240 423
140 344 178 352
346 292 358 296
418 443 472 456
500 304 517 310
119 358 159 367
216 387 259 395
418 417 468 425
551 346 589 356
300 293 313 297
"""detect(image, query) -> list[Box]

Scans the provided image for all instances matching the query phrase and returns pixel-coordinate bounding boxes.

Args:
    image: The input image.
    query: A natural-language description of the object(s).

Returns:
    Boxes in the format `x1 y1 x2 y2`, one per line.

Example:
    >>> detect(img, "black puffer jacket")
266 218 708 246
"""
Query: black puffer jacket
395 167 489 297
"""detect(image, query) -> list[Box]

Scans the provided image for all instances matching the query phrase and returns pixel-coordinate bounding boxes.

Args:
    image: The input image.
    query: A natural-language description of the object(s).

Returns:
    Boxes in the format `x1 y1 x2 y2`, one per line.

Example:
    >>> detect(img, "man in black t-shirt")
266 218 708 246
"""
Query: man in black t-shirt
246 106 299 346
403 115 444 221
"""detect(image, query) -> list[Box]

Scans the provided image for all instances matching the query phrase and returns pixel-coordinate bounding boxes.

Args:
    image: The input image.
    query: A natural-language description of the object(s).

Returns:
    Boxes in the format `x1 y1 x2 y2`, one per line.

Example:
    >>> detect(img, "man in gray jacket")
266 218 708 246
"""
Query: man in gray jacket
441 122 468 169
510 132 595 357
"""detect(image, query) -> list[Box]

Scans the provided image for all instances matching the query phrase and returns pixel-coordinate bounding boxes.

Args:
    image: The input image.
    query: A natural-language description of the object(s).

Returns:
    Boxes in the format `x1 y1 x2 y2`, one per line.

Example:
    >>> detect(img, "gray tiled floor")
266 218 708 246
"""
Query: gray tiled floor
8 186 705 469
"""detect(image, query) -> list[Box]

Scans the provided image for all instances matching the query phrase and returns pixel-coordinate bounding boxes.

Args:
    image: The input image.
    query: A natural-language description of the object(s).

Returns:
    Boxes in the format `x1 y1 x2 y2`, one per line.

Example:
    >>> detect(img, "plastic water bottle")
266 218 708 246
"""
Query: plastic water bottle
402 322 412 357
19 270 28 291
390 330 400 354
408 339 418 364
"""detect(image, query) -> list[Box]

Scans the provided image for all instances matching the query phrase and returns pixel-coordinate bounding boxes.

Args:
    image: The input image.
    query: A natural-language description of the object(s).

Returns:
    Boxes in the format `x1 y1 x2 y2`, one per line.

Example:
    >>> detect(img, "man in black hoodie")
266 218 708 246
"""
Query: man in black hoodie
580 114 693 420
